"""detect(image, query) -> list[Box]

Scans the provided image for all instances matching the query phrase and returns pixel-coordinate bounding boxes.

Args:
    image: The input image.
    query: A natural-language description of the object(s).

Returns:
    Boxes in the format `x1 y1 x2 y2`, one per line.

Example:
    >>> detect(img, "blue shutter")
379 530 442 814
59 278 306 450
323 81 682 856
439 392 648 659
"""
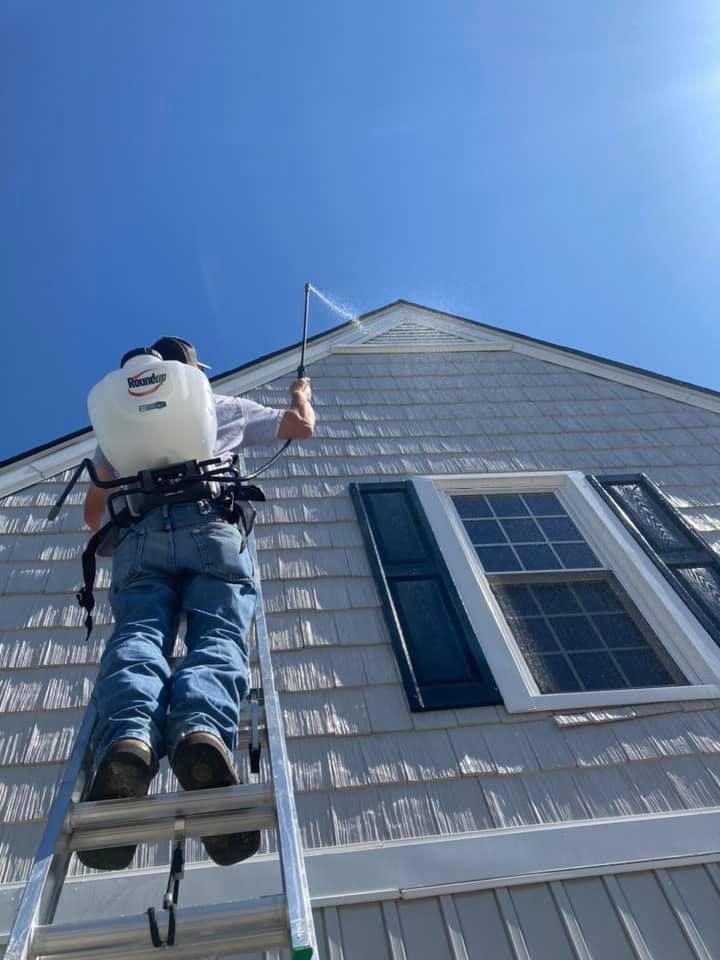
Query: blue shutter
350 481 501 711
589 473 720 646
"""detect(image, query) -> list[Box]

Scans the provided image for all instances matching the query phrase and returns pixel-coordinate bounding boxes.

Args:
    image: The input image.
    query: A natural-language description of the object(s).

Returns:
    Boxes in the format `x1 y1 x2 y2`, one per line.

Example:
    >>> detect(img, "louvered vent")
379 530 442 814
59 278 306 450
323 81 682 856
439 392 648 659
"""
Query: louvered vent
363 320 478 346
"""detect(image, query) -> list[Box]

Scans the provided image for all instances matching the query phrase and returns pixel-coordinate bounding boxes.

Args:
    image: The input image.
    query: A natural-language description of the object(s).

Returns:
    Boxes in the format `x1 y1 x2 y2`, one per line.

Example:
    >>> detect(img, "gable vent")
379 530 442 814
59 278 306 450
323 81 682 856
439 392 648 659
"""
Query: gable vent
363 319 478 347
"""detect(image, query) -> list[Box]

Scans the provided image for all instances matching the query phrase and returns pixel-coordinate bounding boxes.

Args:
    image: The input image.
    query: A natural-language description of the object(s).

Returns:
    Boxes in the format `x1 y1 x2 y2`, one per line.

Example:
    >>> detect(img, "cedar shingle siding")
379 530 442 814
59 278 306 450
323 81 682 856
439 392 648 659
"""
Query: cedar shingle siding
1 346 720 890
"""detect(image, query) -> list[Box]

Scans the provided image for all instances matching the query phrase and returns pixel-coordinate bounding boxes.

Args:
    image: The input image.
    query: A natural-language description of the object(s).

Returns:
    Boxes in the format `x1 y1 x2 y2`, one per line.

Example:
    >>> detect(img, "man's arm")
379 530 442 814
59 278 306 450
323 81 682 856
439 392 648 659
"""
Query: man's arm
277 378 315 440
83 462 116 532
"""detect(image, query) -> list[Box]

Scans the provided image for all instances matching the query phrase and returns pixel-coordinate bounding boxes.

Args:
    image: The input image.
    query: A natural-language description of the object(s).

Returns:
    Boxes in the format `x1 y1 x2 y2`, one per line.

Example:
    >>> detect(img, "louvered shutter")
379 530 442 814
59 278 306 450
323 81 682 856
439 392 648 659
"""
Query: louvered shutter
350 481 502 711
589 473 720 646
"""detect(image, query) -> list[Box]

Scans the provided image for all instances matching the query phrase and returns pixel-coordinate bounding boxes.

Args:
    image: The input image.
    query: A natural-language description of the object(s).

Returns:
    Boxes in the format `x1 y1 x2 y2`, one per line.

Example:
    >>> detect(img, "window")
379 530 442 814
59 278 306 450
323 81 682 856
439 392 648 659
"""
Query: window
452 490 686 695
413 472 720 712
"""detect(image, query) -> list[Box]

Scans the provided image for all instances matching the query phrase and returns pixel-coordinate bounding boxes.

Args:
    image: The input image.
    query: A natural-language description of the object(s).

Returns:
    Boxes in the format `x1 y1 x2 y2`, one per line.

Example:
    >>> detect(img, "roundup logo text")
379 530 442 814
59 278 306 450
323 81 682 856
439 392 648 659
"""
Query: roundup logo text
127 370 168 397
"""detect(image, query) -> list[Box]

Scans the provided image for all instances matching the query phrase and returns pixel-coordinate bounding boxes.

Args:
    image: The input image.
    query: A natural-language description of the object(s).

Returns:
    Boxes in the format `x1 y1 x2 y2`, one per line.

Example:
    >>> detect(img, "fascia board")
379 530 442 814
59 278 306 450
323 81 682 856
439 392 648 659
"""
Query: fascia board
2 806 720 941
0 436 97 499
505 338 720 415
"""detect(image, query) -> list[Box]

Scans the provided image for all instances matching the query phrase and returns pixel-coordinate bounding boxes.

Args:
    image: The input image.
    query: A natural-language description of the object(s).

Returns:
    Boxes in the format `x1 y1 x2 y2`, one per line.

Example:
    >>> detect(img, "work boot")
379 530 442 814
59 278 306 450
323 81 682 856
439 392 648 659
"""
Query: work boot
76 738 157 871
171 731 260 866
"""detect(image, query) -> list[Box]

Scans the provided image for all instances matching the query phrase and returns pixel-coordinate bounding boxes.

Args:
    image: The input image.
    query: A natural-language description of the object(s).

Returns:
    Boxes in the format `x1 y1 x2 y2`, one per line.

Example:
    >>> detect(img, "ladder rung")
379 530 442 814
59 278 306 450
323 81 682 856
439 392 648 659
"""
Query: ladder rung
71 782 274 829
33 896 288 960
34 926 289 960
71 810 276 853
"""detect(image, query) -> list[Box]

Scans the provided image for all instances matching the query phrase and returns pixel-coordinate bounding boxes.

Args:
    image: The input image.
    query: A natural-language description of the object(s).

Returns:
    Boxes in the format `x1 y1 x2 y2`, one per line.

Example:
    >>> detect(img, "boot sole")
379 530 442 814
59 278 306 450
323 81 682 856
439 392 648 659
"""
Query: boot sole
76 750 154 871
172 736 260 866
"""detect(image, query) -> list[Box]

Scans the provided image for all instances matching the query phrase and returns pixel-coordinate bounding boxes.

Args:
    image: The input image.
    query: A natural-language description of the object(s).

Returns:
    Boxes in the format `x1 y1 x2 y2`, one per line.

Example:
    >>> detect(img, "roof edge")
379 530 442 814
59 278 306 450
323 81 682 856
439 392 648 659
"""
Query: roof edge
393 299 720 403
0 315 362 473
2 296 718 474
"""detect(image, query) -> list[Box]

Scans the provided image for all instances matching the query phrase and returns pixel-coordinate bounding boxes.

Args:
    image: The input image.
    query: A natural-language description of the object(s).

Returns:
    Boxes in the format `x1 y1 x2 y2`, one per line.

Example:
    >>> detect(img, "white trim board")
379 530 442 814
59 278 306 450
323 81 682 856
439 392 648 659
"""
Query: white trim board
2 300 719 499
0 436 98 500
2 807 720 939
332 343 512 354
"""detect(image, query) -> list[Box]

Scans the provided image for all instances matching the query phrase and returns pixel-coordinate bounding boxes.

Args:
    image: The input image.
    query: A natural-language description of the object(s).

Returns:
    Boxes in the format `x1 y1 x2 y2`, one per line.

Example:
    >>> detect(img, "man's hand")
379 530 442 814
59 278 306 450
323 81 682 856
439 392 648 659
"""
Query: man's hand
289 378 312 402
277 377 315 440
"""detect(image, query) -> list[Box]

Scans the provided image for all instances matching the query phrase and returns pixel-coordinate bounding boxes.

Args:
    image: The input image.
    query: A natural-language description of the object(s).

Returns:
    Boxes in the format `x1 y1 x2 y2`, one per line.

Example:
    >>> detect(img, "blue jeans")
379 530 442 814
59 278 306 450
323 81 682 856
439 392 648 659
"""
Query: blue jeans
92 501 257 765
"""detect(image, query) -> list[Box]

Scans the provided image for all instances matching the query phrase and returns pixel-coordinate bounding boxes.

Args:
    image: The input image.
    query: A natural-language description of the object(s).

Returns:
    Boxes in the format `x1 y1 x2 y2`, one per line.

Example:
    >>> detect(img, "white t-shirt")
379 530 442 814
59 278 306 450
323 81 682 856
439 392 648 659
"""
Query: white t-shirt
93 394 285 474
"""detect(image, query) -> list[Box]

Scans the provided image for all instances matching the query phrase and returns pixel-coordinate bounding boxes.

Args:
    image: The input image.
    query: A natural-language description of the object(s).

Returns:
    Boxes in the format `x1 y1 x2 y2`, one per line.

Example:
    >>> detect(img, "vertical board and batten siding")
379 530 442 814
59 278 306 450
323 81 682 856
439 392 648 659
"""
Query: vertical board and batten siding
148 863 720 960
299 864 720 960
1 348 720 890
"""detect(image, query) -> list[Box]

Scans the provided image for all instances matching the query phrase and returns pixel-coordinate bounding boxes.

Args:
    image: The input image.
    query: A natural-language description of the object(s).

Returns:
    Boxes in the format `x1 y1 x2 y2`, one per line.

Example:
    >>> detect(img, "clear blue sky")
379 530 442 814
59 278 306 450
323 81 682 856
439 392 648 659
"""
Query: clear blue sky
2 2 719 460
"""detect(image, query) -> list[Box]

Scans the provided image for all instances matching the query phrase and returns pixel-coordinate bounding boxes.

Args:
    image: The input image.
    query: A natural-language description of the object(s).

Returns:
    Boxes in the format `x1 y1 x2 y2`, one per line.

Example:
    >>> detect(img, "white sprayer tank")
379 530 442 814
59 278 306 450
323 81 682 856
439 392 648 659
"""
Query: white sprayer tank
87 353 217 475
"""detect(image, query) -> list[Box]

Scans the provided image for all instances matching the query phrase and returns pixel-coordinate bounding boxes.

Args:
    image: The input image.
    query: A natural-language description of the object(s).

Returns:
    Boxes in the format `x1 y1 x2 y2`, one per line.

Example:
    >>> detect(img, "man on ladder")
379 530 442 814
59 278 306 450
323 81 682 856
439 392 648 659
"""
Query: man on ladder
81 335 315 872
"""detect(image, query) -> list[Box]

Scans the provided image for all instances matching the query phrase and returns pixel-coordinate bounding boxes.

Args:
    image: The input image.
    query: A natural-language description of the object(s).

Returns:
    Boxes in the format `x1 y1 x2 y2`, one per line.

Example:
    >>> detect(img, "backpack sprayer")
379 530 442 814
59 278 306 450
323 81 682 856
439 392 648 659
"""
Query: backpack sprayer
47 283 326 638
49 282 318 520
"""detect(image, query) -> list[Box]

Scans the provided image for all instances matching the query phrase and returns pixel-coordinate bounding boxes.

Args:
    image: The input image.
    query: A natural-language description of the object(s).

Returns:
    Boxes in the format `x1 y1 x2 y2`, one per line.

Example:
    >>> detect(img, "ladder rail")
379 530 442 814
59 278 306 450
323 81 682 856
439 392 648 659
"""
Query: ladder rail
4 531 317 960
4 706 97 960
250 535 317 960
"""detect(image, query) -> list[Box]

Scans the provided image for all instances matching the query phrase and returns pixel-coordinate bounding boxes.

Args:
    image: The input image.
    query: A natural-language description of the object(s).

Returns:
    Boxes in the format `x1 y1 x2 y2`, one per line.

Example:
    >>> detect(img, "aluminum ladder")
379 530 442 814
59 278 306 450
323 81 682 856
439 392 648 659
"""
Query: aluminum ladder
3 535 316 960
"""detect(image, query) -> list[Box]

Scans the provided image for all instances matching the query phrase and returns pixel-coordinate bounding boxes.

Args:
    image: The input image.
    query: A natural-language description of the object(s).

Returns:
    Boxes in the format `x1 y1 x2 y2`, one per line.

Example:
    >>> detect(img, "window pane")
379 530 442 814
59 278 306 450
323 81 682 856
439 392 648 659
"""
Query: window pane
515 544 562 571
569 652 626 691
501 518 544 542
573 581 624 613
452 496 492 519
591 613 648 648
526 653 582 693
486 494 530 517
464 519 506 545
613 649 677 687
509 617 559 653
522 493 567 516
552 542 602 569
537 516 582 540
531 584 582 615
493 584 541 617
551 616 600 651
475 545 521 572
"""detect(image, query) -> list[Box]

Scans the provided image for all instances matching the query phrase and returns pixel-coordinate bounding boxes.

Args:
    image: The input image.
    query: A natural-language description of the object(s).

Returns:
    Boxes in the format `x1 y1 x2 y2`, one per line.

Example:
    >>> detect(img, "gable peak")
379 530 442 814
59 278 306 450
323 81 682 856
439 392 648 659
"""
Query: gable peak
334 303 508 352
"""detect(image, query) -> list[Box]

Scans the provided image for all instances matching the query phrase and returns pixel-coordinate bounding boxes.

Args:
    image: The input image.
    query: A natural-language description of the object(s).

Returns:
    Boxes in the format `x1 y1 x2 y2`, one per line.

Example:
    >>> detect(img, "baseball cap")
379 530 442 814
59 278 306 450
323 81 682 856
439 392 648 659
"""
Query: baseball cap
151 336 211 370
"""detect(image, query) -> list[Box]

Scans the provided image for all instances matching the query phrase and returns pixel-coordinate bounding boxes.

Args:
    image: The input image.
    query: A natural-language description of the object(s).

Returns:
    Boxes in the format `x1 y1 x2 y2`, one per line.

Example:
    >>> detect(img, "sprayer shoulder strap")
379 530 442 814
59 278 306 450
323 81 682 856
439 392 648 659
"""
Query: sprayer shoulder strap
77 509 132 641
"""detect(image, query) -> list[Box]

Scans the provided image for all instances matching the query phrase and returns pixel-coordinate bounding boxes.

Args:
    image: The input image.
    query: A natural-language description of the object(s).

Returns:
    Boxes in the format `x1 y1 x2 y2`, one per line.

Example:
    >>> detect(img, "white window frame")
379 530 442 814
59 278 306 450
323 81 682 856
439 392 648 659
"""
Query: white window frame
413 471 720 713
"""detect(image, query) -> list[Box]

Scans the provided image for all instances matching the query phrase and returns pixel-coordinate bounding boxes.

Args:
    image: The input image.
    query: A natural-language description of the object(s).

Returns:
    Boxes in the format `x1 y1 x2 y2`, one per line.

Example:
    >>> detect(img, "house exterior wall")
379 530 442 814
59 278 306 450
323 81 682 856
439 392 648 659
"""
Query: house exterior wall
246 349 720 852
1 345 720 939
305 863 720 960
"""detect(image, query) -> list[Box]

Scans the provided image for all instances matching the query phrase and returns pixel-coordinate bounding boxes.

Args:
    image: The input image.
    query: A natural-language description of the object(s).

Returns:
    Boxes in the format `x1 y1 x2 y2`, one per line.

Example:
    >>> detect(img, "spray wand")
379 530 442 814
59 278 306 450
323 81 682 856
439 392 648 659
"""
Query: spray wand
242 280 313 480
298 282 311 379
